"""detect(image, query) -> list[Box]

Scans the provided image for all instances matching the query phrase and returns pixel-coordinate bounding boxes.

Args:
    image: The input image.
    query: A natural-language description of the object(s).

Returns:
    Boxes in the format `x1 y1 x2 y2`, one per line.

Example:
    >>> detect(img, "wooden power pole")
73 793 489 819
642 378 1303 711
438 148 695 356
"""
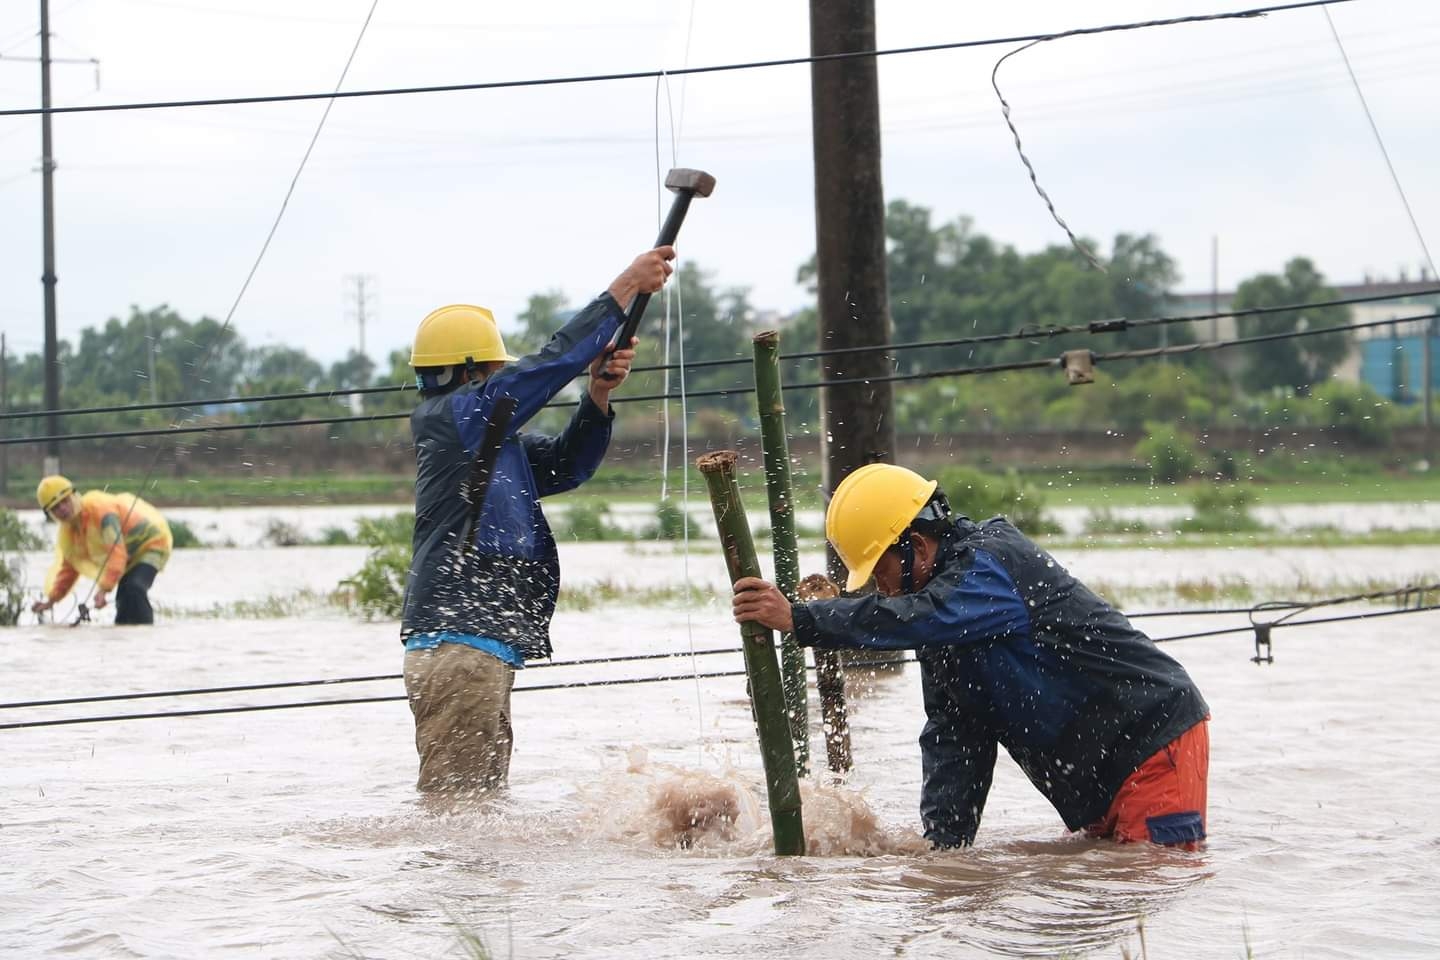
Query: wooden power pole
39 0 62 476
808 0 895 579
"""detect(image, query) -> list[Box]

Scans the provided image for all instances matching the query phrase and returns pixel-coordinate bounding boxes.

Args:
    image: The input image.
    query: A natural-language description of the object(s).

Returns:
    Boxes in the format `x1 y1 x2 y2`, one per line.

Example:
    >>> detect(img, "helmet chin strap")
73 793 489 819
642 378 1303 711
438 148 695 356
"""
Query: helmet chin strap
898 530 916 594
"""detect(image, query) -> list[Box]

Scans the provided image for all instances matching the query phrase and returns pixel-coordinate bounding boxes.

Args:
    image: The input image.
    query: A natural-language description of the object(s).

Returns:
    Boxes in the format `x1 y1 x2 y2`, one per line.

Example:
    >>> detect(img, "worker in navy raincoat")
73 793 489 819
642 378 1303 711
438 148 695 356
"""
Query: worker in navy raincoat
400 246 674 795
732 463 1210 848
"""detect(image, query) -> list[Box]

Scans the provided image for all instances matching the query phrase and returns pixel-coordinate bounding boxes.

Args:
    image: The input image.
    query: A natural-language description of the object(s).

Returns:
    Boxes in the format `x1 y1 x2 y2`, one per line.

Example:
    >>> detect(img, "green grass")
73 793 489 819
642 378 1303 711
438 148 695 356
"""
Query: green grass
1086 573 1431 612
4 467 1435 512
1029 474 1440 509
0 473 417 508
162 588 345 620
1041 528 1440 550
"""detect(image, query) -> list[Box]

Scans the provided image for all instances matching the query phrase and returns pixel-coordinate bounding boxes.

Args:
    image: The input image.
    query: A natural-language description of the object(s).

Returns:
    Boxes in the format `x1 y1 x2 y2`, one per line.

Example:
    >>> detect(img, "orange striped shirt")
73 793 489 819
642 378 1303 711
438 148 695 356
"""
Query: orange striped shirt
45 491 172 601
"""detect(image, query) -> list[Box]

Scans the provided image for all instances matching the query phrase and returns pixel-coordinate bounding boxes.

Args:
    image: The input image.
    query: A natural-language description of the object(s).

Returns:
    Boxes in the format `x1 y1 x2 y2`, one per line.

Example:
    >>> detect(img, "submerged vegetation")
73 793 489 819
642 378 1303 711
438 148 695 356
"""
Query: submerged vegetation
161 569 1432 623
0 555 25 626
342 513 415 620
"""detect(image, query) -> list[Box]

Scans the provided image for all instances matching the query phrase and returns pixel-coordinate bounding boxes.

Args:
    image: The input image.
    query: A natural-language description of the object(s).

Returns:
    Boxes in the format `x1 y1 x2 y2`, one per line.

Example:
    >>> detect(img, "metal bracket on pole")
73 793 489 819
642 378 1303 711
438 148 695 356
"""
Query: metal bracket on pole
1251 623 1274 665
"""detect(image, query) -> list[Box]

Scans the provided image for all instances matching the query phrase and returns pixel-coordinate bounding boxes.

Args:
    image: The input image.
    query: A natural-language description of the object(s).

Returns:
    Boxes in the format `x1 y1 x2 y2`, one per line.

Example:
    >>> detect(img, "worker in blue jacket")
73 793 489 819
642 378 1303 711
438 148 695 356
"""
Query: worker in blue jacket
732 463 1210 847
401 246 674 796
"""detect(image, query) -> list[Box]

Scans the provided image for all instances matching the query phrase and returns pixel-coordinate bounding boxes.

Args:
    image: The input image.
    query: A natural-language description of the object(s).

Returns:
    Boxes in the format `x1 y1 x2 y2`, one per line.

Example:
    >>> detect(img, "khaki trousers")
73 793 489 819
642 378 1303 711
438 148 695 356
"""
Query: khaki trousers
403 643 516 794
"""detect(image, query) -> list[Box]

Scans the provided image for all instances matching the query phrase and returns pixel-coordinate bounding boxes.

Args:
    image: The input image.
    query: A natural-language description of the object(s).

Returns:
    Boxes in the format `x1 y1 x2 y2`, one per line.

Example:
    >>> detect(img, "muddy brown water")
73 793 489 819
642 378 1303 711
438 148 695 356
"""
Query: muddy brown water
3 539 1438 958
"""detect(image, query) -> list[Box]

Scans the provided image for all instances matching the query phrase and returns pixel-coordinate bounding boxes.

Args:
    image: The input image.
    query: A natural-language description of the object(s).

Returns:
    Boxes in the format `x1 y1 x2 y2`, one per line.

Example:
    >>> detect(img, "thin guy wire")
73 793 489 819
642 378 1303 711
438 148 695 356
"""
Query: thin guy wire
0 1 1353 118
1322 7 1437 279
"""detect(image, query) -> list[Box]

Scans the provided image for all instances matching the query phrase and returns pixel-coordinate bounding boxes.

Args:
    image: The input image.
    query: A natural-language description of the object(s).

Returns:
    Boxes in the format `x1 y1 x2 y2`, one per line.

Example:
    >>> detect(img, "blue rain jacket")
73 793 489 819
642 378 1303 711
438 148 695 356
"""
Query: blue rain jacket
791 517 1209 847
400 293 623 660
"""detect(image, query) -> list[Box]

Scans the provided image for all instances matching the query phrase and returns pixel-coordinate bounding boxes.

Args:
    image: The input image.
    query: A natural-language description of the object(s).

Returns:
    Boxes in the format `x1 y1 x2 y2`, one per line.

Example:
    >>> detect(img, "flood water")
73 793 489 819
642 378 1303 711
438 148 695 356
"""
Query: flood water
3 518 1439 958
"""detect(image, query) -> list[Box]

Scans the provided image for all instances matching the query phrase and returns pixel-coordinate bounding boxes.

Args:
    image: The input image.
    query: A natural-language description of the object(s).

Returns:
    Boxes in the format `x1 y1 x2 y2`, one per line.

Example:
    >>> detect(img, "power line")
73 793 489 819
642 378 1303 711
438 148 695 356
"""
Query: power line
5 286 1435 427
1090 311 1439 365
3 583 1433 714
0 1 1354 119
2 309 1434 448
3 601 1434 732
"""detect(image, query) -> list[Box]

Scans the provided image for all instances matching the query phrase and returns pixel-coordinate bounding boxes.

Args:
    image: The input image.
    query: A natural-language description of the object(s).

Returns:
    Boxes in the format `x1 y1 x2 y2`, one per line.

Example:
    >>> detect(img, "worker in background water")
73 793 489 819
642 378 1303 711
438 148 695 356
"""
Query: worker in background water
31 475 173 625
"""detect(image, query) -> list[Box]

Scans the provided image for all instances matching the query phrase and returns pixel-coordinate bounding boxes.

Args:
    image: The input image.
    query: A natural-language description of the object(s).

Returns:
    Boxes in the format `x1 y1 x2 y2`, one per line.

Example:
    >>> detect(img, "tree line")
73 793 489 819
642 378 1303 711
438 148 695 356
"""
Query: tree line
0 200 1368 442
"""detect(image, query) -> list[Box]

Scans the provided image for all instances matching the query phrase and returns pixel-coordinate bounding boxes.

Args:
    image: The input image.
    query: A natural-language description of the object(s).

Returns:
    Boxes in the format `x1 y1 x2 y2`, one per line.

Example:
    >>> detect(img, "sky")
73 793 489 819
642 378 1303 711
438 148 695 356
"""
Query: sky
0 0 1437 370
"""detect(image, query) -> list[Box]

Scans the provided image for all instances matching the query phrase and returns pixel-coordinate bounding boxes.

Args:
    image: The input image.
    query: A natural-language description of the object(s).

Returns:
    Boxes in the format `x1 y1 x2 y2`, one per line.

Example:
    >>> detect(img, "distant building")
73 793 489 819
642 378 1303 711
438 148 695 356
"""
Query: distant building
1170 273 1440 399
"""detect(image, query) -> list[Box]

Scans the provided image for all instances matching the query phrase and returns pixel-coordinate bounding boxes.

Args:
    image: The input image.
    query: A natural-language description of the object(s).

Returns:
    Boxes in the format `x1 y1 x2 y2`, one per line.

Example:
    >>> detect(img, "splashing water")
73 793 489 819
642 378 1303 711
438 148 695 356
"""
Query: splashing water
575 748 926 857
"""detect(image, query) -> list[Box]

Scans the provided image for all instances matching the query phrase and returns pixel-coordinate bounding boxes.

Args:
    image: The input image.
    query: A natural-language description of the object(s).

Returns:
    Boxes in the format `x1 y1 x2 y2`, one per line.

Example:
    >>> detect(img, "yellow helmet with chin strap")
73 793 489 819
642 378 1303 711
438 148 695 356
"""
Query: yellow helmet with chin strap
36 474 75 514
825 463 939 592
410 304 517 368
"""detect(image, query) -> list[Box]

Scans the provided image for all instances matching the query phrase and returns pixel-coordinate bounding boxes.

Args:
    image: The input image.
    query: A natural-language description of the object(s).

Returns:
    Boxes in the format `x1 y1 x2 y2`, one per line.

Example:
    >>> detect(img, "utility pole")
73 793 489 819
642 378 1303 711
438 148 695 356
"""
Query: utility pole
144 311 158 404
345 273 376 415
346 273 373 360
1 333 8 497
808 0 895 582
1211 235 1220 342
1425 315 1434 470
39 0 61 477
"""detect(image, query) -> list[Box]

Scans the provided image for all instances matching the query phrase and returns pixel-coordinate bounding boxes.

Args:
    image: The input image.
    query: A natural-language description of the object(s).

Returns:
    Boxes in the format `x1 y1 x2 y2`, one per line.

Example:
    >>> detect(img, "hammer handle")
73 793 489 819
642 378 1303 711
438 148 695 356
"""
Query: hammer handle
600 191 696 378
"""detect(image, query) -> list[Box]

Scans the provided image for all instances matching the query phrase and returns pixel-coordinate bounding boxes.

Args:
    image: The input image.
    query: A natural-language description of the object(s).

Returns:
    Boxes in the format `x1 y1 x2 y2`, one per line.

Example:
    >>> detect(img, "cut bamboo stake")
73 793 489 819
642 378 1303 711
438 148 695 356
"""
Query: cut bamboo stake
795 573 853 774
696 450 806 856
752 330 852 775
751 330 810 776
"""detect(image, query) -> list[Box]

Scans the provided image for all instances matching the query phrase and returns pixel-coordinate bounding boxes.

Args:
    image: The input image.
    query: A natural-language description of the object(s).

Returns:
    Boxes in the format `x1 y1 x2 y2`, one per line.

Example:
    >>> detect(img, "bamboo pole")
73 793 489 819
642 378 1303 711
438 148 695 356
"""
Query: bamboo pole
751 330 809 775
795 573 853 774
696 450 806 856
752 330 851 775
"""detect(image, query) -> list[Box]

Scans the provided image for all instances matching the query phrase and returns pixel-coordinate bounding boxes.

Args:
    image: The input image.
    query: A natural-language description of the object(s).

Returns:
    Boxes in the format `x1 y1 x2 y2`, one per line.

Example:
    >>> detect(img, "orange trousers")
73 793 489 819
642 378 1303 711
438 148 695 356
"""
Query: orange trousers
1087 718 1209 847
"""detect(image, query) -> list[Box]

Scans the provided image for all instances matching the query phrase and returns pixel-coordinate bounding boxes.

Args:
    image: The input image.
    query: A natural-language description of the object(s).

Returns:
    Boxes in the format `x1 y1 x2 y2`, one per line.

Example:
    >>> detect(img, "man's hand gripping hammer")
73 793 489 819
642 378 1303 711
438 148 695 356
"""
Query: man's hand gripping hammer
599 167 716 380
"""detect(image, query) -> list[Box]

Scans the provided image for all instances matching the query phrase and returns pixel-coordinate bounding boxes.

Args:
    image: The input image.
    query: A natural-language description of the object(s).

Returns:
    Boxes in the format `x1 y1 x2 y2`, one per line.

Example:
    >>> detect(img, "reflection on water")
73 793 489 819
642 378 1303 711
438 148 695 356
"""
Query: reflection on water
893 842 1212 957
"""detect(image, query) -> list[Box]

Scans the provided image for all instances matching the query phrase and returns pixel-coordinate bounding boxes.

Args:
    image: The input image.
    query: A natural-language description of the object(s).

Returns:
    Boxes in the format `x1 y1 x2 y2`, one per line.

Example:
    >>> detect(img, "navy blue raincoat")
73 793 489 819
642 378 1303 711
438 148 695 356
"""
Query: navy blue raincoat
791 517 1209 847
400 294 623 660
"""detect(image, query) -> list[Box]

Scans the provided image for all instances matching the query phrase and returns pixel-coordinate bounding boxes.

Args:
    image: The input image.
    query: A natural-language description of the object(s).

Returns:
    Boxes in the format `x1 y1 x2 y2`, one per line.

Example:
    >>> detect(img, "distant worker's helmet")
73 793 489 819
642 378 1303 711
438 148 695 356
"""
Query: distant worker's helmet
409 304 517 368
36 474 75 514
825 463 938 592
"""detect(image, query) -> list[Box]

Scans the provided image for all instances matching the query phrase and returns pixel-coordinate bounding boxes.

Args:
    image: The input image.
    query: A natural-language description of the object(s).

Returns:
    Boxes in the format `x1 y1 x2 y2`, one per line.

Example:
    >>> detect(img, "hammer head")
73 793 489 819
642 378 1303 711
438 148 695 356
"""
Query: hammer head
664 167 716 198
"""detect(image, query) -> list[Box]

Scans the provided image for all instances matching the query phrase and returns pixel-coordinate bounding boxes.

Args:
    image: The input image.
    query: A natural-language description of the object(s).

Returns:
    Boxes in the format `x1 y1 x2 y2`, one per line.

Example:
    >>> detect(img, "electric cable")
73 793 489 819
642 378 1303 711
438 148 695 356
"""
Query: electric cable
7 284 1434 426
3 601 1435 732
4 583 1433 715
0 1 1353 119
5 309 1434 448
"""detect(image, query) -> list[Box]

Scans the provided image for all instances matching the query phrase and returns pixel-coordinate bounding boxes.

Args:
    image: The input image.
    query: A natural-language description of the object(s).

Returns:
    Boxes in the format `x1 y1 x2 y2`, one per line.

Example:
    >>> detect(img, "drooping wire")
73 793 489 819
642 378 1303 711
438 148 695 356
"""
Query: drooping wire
991 37 1106 272
1322 6 1437 279
989 3 1324 269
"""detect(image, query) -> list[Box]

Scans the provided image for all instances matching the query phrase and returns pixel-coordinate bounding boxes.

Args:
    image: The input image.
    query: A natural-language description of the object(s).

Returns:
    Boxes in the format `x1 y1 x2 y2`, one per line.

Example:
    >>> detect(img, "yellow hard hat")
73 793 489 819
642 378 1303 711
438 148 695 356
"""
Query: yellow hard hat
409 304 517 368
37 474 75 513
825 464 938 592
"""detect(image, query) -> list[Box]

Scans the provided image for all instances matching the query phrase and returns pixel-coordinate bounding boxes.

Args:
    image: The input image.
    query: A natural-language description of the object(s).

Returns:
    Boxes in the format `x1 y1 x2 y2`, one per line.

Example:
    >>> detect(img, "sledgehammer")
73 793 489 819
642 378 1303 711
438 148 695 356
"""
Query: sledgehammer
599 167 716 380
